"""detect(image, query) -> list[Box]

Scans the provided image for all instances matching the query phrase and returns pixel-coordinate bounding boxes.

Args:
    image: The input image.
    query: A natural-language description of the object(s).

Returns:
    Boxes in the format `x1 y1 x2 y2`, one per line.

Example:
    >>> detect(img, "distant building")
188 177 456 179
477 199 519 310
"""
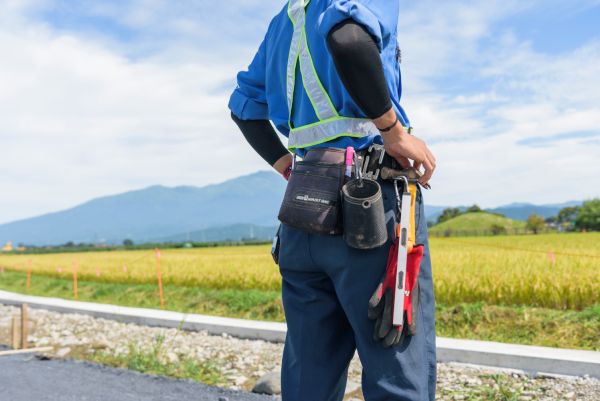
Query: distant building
1 241 13 252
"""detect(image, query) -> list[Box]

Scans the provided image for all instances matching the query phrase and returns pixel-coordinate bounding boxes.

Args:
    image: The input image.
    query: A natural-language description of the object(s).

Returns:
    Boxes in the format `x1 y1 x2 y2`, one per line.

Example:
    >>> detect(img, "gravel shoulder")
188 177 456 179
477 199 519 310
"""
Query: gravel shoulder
1 304 598 401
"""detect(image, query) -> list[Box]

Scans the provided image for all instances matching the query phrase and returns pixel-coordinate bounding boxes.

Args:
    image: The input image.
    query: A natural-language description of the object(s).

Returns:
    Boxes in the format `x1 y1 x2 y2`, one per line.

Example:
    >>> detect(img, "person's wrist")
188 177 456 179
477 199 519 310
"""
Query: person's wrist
382 124 408 146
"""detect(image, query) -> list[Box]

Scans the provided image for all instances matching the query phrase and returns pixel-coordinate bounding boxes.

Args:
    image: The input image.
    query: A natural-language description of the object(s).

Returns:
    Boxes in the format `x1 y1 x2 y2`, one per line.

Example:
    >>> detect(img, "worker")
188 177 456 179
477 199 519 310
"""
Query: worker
228 1 437 400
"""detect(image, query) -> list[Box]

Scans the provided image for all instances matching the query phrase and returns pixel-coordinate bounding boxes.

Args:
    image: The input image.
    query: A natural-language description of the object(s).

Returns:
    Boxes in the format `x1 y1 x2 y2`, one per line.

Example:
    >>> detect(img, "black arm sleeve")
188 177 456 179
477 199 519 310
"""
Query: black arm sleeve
231 20 390 165
326 20 392 119
231 112 289 166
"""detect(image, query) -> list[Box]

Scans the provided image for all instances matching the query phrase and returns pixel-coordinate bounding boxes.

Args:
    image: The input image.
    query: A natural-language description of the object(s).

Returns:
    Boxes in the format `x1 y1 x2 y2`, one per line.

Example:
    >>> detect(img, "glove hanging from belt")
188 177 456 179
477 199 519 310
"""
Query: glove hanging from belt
368 243 423 347
368 179 424 347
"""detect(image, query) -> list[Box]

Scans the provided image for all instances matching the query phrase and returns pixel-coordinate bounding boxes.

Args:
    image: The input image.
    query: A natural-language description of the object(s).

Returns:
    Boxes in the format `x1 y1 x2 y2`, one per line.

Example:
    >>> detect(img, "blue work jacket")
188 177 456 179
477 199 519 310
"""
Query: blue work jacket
228 0 410 153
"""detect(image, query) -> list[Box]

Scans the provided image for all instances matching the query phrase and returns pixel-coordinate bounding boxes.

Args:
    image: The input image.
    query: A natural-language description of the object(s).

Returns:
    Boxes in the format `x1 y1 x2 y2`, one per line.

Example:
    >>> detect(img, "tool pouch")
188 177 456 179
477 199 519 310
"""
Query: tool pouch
341 179 387 249
278 159 345 235
271 225 281 265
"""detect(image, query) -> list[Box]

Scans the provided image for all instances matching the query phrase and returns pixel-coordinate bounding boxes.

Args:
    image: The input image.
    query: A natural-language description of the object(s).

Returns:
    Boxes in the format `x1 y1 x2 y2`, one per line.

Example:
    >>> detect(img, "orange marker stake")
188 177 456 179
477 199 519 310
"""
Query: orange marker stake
72 262 78 300
155 248 164 309
548 251 556 265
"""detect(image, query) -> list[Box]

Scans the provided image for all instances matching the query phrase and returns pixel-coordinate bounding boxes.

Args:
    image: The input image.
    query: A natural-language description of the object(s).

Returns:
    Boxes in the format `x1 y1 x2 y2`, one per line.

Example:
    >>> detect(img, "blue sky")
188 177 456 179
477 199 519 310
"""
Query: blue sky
1 0 599 224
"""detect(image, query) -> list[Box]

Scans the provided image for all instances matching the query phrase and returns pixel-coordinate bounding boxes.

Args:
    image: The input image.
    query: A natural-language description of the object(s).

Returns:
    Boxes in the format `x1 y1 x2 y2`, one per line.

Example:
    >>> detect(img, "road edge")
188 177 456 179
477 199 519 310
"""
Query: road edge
1 290 598 378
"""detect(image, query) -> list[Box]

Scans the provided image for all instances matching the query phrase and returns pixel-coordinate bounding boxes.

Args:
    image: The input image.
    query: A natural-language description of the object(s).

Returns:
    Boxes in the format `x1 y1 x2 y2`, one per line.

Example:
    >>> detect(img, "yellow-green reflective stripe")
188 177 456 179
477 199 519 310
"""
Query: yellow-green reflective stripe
299 27 337 120
288 117 378 149
287 0 337 122
287 0 372 149
286 4 303 125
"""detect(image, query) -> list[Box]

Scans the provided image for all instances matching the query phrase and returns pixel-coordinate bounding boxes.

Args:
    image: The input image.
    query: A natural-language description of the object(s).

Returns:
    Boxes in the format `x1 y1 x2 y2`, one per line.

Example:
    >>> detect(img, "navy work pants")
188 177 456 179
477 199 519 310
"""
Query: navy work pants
278 179 436 401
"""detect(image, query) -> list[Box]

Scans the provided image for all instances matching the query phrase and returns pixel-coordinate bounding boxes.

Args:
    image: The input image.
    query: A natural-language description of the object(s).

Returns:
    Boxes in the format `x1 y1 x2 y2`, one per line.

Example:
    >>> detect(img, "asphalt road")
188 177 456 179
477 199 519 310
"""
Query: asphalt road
0 350 277 401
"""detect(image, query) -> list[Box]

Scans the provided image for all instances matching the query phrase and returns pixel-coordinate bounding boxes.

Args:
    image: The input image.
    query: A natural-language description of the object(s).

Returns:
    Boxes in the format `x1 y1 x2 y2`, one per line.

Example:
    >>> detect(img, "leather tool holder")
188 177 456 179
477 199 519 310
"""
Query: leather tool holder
278 149 346 235
341 178 387 249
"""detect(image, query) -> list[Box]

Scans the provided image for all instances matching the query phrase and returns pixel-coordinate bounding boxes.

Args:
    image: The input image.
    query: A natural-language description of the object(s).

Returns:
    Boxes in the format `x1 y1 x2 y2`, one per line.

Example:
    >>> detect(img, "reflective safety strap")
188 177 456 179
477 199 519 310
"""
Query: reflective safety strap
286 2 303 123
287 0 337 123
286 0 375 149
288 116 379 150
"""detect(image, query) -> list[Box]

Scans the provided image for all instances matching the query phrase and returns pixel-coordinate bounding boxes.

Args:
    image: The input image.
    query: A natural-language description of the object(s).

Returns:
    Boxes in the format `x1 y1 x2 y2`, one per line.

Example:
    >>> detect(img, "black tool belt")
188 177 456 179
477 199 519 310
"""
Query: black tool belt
277 146 396 237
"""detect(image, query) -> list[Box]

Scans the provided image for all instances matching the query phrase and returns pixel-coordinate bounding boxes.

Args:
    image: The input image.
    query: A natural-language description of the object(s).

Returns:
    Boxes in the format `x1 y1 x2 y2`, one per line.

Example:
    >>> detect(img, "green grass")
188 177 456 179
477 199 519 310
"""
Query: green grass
429 212 526 235
2 233 598 310
436 302 600 350
0 270 283 321
90 335 224 385
1 270 598 351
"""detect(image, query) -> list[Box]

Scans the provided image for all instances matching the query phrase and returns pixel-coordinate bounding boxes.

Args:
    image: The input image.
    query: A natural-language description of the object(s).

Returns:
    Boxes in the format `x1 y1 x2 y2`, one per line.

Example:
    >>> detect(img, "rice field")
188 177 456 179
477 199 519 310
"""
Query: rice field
0 232 598 310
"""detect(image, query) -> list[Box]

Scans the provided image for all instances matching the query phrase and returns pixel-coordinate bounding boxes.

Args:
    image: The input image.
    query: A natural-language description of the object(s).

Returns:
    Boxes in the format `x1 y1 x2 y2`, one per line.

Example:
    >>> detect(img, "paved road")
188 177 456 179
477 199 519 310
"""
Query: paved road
0 350 276 401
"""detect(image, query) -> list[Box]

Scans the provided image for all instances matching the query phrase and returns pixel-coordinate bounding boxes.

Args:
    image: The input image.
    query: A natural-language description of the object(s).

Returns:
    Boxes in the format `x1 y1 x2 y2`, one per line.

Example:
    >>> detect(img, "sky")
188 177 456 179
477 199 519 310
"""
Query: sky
1 0 599 224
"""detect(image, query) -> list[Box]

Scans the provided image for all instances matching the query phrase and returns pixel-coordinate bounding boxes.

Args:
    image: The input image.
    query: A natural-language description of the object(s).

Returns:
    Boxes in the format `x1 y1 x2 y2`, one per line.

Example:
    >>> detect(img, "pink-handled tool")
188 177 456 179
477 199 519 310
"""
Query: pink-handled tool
345 146 355 177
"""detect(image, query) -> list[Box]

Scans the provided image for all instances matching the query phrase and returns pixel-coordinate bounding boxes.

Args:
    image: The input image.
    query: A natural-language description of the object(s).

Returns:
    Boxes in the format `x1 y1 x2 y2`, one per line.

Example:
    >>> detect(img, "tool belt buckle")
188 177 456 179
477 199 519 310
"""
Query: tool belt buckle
360 144 386 180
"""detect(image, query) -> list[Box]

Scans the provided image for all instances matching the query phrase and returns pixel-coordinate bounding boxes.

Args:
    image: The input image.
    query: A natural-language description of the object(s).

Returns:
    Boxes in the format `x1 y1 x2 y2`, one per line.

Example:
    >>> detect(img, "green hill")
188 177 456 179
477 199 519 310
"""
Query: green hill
429 212 526 236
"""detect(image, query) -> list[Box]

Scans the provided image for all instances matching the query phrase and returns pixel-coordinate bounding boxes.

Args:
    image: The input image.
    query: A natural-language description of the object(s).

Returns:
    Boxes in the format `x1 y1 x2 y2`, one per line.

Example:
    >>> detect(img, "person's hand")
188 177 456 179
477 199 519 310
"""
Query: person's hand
273 153 294 180
382 126 436 186
373 109 436 186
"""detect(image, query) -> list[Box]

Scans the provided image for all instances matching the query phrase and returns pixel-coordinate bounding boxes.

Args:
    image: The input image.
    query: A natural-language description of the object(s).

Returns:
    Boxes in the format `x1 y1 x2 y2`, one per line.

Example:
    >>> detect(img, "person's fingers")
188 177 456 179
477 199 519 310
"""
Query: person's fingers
383 326 401 348
392 151 411 168
378 289 394 338
373 317 383 342
425 147 436 165
395 155 411 169
419 158 434 184
368 284 384 320
413 161 422 172
395 322 407 346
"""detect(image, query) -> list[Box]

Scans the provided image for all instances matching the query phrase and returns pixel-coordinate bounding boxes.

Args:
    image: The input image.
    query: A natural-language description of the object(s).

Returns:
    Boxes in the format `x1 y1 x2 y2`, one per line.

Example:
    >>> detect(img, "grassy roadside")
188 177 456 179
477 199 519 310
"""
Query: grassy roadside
88 335 226 386
1 270 598 351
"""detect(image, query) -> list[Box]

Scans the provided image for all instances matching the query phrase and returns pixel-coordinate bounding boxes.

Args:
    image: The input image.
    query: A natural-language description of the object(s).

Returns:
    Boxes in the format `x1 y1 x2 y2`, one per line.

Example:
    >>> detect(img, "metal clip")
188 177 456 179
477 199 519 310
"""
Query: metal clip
353 151 363 185
361 144 386 180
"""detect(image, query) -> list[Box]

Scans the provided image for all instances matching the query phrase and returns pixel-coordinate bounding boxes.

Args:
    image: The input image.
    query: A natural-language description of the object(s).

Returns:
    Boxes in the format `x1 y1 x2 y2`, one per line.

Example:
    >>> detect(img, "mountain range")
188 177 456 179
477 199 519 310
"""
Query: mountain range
0 171 584 246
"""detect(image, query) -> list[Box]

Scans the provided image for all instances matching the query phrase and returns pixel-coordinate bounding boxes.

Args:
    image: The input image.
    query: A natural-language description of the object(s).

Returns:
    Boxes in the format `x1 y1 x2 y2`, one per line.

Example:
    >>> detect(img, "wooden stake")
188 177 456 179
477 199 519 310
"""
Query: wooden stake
11 316 19 350
155 248 164 309
73 262 78 300
21 304 29 349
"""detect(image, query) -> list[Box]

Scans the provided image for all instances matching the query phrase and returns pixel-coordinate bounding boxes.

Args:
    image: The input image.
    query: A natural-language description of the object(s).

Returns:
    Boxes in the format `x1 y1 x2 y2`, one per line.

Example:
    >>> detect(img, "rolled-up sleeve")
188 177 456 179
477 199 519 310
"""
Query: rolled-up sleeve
317 0 397 52
228 37 269 120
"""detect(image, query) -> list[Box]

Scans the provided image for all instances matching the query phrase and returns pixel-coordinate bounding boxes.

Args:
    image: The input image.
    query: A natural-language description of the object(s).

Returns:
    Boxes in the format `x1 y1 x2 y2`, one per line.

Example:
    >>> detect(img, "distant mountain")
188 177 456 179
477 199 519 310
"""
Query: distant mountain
485 201 583 221
154 224 278 243
0 169 586 246
0 171 286 246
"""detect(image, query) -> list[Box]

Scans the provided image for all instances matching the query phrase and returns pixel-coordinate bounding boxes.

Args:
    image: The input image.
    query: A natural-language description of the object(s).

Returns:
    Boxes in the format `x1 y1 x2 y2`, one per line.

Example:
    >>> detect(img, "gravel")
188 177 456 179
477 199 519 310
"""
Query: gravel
1 304 598 400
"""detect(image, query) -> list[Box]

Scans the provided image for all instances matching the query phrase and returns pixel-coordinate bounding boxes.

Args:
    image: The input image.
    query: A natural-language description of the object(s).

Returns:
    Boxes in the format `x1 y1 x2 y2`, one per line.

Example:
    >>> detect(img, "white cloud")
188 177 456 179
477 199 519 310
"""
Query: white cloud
1 0 599 225
0 4 273 223
396 0 600 208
